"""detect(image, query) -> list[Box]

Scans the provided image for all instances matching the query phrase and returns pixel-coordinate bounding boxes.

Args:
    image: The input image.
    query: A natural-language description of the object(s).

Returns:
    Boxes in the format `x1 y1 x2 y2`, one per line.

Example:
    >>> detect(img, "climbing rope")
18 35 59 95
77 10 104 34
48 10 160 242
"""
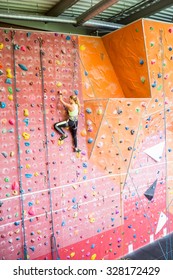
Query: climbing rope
38 37 60 260
11 30 28 260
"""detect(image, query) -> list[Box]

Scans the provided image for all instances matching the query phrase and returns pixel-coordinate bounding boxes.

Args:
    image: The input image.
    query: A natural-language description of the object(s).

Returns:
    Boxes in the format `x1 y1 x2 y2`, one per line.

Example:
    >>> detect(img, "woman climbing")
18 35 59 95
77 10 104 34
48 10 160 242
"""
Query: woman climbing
54 91 81 153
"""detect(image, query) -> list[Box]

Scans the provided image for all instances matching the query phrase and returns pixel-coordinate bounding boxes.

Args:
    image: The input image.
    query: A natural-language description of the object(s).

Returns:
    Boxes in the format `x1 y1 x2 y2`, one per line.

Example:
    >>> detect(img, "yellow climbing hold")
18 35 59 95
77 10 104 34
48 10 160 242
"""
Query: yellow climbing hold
6 68 13 78
8 95 13 101
70 252 75 258
37 230 42 235
0 43 4 50
89 217 95 223
22 132 30 140
91 254 97 260
24 109 29 117
80 45 86 51
56 81 62 87
35 200 40 205
26 164 31 169
34 172 39 177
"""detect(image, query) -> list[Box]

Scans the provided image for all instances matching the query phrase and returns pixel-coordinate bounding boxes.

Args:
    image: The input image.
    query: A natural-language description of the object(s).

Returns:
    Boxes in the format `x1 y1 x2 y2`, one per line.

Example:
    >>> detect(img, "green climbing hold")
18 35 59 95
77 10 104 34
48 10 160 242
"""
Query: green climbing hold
157 85 162 91
6 193 10 197
135 108 140 113
4 177 9 182
8 87 13 94
135 28 139 32
150 27 154 31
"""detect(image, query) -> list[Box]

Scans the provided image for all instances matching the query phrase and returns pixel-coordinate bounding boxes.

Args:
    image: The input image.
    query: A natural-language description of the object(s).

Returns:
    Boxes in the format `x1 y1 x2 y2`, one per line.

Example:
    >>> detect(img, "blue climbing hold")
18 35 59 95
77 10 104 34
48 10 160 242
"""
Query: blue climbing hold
18 64 28 71
0 101 6 108
25 174 32 178
91 244 95 249
88 138 93 144
61 221 66 227
14 221 20 226
139 59 144 65
66 35 71 40
24 142 30 146
83 162 88 168
5 78 12 84
158 73 162 78
72 197 76 203
74 89 79 95
29 246 35 252
86 108 92 114
84 71 88 76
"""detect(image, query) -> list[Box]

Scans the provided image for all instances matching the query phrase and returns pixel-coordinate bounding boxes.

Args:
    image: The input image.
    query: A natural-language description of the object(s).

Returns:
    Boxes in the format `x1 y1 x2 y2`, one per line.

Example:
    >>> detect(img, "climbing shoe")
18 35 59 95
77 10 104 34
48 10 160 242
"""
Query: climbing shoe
59 135 68 141
74 148 81 153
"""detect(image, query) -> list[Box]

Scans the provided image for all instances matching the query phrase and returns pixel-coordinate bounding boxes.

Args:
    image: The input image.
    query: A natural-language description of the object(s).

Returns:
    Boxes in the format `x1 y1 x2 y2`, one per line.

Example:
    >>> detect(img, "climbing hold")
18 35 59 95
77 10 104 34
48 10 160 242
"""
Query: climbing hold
1 152 8 158
20 46 26 52
25 174 32 178
86 108 92 114
144 179 157 201
168 27 173 33
5 78 12 84
91 254 97 260
97 108 103 115
4 177 9 182
80 129 87 137
12 181 19 190
14 44 20 50
18 64 28 71
6 68 13 78
23 109 29 117
0 69 3 75
8 95 13 101
80 45 86 51
61 221 66 227
0 101 6 108
141 76 146 83
8 87 13 94
28 207 35 216
22 132 30 140
66 35 71 40
10 151 14 157
88 138 93 144
9 119 15 125
70 252 75 258
0 43 4 50
74 89 79 95
139 59 144 65
56 82 62 87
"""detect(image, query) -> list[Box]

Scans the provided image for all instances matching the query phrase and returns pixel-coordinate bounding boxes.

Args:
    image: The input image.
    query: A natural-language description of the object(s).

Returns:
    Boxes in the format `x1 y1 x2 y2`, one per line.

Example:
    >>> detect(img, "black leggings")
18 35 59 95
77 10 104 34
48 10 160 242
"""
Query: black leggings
54 119 78 148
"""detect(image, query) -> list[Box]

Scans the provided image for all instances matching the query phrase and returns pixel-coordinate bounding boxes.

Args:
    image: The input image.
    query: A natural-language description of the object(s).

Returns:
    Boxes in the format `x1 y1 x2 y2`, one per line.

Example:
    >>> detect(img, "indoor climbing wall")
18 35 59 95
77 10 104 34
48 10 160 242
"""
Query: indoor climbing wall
1 18 173 261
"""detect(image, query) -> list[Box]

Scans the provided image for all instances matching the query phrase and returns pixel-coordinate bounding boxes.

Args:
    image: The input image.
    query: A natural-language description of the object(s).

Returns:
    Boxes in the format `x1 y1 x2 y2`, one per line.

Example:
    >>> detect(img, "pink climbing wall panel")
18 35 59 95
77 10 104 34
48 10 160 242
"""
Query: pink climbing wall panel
0 18 173 260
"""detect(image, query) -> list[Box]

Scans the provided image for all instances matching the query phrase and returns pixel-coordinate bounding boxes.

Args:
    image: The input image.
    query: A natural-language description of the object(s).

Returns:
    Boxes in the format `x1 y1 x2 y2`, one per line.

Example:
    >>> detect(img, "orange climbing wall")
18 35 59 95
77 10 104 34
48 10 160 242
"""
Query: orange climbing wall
0 19 173 261
102 19 151 98
78 36 124 100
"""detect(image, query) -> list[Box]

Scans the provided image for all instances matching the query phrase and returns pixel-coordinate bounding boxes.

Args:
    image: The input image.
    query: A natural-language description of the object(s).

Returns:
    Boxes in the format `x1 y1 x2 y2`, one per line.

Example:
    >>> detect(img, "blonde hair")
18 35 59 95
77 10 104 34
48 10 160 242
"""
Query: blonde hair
70 95 81 113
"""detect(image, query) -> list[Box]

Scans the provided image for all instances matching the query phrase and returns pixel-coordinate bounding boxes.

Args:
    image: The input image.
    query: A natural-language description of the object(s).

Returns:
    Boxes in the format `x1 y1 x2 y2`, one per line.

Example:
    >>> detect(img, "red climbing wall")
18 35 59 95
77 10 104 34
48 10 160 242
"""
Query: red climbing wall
0 19 173 261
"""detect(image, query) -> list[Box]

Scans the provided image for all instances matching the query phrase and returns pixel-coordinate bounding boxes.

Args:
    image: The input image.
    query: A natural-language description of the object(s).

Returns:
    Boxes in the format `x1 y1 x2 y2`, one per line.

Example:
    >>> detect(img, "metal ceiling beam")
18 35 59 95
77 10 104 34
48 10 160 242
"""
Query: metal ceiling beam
75 0 120 26
46 0 80 17
0 12 123 30
117 0 173 25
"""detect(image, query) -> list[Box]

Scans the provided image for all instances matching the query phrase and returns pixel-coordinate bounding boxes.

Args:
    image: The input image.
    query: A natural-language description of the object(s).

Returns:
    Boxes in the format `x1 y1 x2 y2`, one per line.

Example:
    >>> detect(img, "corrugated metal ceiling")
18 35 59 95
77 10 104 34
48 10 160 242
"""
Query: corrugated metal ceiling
0 0 173 30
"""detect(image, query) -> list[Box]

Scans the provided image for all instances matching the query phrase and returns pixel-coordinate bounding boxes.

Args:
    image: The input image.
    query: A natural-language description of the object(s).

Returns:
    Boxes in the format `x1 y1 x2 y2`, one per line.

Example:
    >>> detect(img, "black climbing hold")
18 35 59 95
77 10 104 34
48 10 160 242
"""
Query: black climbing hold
144 179 157 201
